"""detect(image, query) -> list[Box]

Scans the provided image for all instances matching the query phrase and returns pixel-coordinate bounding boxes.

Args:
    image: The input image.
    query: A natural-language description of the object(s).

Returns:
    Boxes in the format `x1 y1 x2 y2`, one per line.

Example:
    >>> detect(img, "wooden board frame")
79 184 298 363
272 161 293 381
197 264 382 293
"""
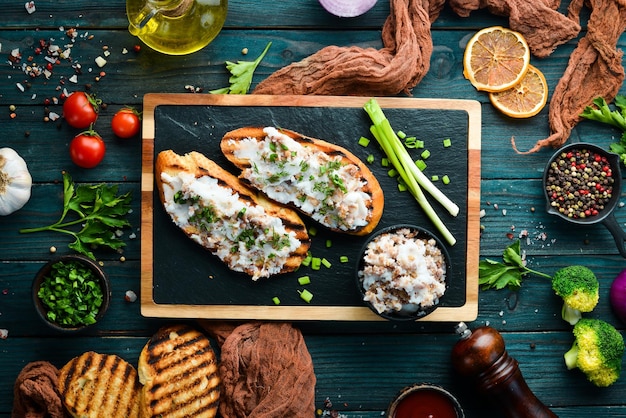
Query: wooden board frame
141 94 480 322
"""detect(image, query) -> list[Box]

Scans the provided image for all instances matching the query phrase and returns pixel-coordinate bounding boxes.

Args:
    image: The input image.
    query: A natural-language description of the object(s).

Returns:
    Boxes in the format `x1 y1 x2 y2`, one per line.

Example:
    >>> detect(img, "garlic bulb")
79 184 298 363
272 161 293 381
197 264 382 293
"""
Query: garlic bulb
0 147 32 215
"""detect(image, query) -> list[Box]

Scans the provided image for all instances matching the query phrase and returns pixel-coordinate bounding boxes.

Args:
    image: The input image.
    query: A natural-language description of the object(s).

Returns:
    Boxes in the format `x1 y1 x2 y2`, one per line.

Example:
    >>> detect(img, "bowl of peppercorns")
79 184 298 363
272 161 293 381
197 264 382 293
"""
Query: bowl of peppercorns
543 142 626 256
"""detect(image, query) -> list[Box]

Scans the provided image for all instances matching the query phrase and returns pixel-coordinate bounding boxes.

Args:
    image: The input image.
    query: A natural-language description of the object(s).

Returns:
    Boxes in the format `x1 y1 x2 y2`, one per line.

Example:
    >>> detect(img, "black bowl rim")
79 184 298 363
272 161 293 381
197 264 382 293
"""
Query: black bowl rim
355 224 452 321
31 254 111 332
542 142 622 225
386 383 465 418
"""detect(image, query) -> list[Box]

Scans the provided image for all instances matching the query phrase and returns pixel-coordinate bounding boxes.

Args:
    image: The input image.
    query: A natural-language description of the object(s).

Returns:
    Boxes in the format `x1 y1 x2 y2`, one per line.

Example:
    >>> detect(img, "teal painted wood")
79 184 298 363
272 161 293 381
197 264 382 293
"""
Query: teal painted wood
2 0 626 416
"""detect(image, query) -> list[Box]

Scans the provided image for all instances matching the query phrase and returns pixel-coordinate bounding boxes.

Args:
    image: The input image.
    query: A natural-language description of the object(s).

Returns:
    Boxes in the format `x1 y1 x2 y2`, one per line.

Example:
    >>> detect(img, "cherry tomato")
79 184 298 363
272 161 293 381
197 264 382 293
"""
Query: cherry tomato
63 92 99 129
69 131 106 168
111 108 141 138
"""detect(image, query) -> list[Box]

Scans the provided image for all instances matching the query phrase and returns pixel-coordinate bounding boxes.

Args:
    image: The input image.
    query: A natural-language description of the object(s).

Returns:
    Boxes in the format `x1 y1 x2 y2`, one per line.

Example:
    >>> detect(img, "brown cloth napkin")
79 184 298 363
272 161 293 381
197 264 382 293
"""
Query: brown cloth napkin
202 321 316 418
448 0 580 58
11 361 67 418
515 0 626 153
253 0 446 96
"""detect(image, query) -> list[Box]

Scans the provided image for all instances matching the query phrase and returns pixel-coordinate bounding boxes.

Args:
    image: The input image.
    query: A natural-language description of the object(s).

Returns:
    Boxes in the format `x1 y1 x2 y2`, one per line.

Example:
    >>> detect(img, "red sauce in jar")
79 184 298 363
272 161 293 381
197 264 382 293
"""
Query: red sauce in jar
392 388 459 418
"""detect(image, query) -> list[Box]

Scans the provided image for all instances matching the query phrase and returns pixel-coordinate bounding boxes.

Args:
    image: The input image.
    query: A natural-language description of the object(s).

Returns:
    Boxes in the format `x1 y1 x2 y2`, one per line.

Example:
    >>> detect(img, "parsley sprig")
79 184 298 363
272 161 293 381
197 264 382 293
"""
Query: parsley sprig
210 42 272 94
580 96 626 164
479 240 550 290
20 171 132 260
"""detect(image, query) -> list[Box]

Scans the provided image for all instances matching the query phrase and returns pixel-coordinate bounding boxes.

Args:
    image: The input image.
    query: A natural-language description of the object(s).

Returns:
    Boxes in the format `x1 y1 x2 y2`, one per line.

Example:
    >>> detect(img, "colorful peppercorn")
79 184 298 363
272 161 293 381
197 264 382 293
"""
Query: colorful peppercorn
545 148 614 219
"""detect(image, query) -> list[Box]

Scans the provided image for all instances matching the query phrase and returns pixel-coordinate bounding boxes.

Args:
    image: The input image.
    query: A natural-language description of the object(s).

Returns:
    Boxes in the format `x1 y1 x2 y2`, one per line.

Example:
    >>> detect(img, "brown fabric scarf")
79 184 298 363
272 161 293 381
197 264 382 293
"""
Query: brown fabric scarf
11 361 67 418
253 0 445 96
515 0 626 153
202 321 316 418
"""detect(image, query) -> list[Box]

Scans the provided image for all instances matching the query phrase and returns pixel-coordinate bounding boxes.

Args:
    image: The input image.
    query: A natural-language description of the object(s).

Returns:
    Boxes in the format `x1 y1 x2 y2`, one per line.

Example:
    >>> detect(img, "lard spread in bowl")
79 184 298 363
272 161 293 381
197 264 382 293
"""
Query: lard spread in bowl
356 224 450 321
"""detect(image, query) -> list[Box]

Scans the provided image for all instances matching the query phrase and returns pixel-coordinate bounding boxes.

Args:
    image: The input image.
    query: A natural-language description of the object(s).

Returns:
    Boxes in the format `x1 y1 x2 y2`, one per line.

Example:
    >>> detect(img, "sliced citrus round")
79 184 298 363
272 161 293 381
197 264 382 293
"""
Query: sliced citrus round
489 65 548 118
463 26 531 92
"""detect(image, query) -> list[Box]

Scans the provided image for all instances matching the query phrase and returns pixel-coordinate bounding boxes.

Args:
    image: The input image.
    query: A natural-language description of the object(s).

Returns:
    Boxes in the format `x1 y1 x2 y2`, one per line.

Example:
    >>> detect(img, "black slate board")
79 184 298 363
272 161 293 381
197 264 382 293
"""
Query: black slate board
141 94 480 321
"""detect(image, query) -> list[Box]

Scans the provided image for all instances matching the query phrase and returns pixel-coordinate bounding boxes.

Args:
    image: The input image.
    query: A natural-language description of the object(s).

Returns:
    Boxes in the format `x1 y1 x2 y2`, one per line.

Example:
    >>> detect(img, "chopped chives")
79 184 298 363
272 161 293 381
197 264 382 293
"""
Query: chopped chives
311 257 322 270
298 276 311 285
358 136 371 147
298 289 314 303
442 175 450 184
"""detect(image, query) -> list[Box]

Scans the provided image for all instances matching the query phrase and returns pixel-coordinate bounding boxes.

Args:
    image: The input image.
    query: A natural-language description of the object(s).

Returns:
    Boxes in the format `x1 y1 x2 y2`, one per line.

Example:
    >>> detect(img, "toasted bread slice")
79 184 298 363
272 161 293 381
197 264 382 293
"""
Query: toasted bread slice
221 126 384 235
155 150 310 280
138 324 220 418
57 351 141 418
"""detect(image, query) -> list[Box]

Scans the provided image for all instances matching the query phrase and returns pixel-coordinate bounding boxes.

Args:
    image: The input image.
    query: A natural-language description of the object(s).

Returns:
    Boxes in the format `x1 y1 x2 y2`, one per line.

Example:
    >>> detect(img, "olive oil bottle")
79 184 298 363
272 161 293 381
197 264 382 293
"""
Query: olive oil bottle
127 0 227 55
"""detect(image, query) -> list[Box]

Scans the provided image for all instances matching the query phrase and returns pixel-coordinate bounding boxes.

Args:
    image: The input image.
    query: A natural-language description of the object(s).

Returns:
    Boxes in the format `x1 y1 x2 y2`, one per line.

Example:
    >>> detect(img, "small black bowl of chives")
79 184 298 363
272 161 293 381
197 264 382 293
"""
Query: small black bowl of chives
32 254 111 332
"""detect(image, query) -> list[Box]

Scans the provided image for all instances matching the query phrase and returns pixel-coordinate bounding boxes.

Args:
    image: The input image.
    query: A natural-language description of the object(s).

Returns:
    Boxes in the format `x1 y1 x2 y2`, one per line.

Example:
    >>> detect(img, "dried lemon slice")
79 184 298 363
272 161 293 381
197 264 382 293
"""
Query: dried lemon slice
463 26 531 92
489 65 548 118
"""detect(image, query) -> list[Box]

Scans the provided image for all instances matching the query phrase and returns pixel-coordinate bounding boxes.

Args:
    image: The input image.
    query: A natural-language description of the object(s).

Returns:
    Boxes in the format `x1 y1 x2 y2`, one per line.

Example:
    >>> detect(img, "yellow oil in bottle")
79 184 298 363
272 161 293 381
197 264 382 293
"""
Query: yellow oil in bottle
127 0 227 55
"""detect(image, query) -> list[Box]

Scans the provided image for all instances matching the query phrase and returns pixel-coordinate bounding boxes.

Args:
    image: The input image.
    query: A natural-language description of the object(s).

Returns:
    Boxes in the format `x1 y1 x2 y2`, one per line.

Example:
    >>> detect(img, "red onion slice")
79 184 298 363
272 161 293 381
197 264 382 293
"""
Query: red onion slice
318 0 378 17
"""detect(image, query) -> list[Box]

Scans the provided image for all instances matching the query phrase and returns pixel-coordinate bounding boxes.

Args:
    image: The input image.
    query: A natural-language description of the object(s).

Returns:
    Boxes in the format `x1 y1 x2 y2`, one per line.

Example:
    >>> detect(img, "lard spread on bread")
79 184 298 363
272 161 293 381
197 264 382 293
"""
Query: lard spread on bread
221 127 384 235
156 150 310 280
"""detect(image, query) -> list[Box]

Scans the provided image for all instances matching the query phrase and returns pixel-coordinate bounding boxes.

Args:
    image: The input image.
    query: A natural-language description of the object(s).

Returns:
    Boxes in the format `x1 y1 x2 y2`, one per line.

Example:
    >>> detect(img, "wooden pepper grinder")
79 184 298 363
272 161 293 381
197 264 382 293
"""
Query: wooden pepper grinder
451 322 558 418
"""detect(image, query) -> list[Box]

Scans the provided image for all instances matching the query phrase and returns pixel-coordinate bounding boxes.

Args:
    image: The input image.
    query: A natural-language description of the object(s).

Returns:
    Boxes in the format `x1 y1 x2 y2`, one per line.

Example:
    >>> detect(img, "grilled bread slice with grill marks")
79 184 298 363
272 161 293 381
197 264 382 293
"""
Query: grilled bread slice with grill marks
220 126 384 236
138 323 220 418
57 351 141 418
155 150 311 280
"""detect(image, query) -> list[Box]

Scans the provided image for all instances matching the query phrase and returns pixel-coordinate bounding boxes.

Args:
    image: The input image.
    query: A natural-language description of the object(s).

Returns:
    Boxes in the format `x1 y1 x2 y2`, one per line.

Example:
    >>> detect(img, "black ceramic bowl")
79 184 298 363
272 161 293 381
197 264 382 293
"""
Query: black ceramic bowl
355 224 451 321
542 142 626 257
32 254 111 332
386 383 464 418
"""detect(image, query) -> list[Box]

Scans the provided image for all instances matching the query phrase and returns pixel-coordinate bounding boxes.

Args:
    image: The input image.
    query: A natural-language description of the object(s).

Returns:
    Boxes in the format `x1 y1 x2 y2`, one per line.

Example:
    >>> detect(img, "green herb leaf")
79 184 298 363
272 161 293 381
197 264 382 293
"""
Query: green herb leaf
479 240 551 291
19 172 132 260
210 42 272 95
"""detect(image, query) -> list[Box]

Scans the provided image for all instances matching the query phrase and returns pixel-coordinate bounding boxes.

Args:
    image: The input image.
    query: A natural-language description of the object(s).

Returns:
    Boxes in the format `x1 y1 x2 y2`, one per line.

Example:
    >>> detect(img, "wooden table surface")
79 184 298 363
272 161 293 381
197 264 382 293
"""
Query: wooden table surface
2 1 626 416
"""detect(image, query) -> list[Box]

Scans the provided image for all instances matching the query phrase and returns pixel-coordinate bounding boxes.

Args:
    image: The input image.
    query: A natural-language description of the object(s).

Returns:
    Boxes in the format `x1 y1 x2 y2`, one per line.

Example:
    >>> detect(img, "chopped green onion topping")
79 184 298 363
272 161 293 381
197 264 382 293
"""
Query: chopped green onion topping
340 255 349 263
321 258 331 268
442 175 451 184
443 138 452 147
381 158 389 167
415 160 427 171
308 226 317 237
298 289 314 303
431 175 439 181
326 239 332 248
358 136 371 147
272 296 281 305
298 276 311 285
404 136 417 148
311 257 322 270
421 149 431 159
388 168 398 178
397 130 406 139
301 253 312 267
415 139 425 149
366 154 375 164
398 183 408 192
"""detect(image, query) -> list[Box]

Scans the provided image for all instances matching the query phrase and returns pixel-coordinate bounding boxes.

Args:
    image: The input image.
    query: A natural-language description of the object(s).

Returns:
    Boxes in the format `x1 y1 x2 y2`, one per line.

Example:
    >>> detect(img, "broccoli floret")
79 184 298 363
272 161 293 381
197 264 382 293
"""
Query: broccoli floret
552 266 599 325
564 318 625 387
